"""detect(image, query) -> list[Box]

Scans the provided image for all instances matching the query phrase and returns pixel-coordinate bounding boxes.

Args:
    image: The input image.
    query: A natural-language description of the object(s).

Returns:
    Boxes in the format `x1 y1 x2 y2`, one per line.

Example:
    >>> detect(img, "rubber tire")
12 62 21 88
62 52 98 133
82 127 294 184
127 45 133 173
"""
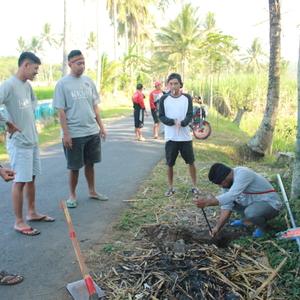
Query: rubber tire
193 121 211 139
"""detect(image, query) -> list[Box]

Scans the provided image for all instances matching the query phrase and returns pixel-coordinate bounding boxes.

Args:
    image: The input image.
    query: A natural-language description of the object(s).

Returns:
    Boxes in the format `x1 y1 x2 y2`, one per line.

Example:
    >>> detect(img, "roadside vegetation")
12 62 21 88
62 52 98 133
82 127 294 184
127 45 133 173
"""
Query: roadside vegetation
92 111 299 299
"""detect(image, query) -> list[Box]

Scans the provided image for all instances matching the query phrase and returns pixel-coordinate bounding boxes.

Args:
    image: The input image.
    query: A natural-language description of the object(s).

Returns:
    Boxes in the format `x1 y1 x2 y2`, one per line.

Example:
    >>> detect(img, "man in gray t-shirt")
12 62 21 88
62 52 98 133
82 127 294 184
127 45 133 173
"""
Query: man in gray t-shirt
53 50 107 208
194 163 282 238
0 52 55 236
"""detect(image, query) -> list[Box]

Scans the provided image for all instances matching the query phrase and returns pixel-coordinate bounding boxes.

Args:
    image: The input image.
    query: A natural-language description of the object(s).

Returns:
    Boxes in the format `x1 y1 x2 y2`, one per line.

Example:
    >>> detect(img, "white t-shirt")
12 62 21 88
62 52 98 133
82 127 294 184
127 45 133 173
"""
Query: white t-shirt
53 75 101 138
159 93 193 142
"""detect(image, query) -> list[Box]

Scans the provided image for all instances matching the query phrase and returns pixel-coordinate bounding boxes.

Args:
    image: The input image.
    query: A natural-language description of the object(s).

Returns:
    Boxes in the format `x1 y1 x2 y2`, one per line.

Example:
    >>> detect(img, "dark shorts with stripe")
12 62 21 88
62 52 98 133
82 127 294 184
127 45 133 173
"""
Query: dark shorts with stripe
63 133 101 170
165 140 195 167
133 105 144 128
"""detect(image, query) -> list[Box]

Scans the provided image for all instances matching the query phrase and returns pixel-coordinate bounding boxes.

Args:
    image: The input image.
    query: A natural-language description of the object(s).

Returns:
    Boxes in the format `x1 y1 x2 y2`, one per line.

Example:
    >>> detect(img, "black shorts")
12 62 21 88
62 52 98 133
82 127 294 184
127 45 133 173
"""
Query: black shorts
151 108 159 123
165 140 195 167
63 133 101 170
134 107 144 128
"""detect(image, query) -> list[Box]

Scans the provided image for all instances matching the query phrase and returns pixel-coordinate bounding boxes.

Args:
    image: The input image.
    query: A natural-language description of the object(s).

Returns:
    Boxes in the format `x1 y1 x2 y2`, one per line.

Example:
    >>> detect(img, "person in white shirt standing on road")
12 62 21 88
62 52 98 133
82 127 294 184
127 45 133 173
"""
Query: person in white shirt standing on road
159 73 200 197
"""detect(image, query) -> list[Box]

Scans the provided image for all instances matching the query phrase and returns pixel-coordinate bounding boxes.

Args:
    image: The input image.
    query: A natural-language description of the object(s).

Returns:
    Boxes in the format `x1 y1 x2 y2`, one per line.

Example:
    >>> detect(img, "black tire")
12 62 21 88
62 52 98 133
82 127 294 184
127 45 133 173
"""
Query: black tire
193 121 211 139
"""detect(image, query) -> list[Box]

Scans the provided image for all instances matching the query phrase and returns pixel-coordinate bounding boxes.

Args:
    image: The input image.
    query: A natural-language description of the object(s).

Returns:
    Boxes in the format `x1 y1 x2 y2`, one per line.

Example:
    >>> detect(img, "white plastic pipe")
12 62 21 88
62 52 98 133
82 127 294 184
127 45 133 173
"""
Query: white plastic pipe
277 174 300 252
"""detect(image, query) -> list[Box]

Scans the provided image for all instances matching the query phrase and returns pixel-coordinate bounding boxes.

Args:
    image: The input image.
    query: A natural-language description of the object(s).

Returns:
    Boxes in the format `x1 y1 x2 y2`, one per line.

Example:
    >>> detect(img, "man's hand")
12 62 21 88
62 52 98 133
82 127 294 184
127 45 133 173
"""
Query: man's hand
0 168 16 182
63 134 73 149
210 227 220 239
193 196 208 208
5 121 22 139
174 118 181 135
100 128 107 142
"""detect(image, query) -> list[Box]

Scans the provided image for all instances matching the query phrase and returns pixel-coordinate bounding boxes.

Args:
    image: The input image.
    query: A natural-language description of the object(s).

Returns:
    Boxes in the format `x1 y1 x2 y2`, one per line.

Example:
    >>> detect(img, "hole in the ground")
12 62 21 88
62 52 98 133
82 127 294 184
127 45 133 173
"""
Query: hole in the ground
141 224 249 251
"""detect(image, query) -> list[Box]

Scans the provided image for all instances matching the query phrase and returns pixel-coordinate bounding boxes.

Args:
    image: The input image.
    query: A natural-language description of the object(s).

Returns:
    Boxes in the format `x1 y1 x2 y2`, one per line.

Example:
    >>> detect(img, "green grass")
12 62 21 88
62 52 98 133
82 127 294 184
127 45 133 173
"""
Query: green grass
33 86 55 100
100 107 133 118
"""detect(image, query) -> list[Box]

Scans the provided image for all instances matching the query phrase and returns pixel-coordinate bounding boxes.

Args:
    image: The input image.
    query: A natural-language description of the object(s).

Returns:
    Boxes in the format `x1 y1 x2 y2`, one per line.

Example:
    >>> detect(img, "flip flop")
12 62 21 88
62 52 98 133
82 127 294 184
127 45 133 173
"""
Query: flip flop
164 189 175 197
66 201 77 208
27 215 55 222
0 270 24 285
90 194 109 201
15 227 40 236
190 187 200 195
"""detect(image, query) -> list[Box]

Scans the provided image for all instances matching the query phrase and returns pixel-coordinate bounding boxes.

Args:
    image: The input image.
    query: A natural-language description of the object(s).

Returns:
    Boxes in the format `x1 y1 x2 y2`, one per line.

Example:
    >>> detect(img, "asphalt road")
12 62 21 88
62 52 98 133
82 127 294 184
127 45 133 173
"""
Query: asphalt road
0 115 165 300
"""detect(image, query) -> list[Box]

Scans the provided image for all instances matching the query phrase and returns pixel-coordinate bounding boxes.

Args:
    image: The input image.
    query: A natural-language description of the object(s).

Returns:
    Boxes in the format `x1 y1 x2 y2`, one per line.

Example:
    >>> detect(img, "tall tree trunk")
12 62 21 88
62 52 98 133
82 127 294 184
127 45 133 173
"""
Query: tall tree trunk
96 0 102 91
113 0 118 95
124 18 129 54
246 0 281 160
83 0 87 75
290 37 300 200
62 0 71 76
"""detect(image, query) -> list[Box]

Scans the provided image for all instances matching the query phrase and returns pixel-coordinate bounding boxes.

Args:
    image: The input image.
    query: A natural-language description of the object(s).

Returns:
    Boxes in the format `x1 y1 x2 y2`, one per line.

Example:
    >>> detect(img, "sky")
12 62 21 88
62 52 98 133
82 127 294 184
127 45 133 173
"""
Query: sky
1 0 299 64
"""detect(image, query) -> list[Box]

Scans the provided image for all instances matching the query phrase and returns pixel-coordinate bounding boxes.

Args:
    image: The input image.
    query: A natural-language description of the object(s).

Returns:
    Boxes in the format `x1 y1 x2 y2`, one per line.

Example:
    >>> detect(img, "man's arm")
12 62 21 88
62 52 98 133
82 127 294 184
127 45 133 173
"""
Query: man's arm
93 105 106 142
193 196 232 238
149 92 155 110
193 196 219 208
57 108 72 149
210 209 232 238
5 121 22 139
159 95 176 126
0 85 22 138
180 94 193 126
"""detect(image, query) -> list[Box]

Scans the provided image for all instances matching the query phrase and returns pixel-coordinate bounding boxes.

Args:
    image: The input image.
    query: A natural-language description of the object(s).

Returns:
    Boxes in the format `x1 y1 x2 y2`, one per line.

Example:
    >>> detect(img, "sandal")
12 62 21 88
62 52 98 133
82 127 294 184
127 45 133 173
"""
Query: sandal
190 187 200 195
164 189 175 197
66 201 77 208
90 194 109 201
15 227 40 236
0 270 24 285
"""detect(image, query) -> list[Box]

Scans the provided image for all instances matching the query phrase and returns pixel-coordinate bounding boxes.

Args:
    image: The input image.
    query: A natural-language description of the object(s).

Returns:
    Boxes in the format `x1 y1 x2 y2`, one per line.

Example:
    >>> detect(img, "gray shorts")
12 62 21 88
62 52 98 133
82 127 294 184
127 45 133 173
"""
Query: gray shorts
63 134 101 170
233 202 279 227
6 140 41 182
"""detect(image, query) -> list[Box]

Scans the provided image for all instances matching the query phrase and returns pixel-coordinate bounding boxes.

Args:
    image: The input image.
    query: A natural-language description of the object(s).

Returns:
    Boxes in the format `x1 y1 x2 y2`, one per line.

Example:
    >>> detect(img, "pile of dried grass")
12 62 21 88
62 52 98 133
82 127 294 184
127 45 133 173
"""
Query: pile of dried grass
94 243 287 300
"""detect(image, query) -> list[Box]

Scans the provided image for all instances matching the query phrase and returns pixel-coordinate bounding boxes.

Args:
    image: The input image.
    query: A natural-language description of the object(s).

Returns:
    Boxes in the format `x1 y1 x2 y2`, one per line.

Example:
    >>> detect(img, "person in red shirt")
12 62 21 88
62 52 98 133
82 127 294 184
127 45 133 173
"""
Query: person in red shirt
149 81 163 139
132 84 149 141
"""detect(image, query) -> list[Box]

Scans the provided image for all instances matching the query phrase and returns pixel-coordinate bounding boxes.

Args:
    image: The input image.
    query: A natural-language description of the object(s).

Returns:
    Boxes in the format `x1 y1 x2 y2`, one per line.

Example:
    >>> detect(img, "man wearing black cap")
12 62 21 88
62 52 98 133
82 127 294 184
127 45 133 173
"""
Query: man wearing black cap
193 163 282 238
159 73 200 197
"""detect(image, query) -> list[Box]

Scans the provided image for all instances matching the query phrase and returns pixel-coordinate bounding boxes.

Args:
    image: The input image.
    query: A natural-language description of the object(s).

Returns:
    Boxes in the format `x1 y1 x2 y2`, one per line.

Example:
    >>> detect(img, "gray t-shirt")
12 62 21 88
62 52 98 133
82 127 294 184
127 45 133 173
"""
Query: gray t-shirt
53 75 100 138
0 76 38 148
217 167 282 211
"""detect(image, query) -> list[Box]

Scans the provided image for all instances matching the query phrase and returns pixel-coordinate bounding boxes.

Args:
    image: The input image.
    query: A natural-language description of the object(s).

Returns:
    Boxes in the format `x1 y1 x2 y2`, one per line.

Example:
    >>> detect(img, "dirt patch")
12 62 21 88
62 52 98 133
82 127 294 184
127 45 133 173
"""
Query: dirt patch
140 223 250 251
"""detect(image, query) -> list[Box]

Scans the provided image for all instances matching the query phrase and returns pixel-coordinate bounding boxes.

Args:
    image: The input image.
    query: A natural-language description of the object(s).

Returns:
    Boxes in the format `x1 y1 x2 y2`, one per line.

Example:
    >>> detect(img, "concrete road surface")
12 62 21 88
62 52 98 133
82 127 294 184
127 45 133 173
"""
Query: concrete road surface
0 115 165 300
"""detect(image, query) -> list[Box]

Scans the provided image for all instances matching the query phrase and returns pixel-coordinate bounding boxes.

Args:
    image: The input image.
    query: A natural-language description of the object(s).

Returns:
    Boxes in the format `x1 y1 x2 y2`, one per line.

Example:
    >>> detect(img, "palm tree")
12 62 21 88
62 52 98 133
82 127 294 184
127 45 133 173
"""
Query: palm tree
155 3 202 81
16 37 30 53
28 37 44 55
246 0 281 160
40 23 59 82
242 37 268 73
